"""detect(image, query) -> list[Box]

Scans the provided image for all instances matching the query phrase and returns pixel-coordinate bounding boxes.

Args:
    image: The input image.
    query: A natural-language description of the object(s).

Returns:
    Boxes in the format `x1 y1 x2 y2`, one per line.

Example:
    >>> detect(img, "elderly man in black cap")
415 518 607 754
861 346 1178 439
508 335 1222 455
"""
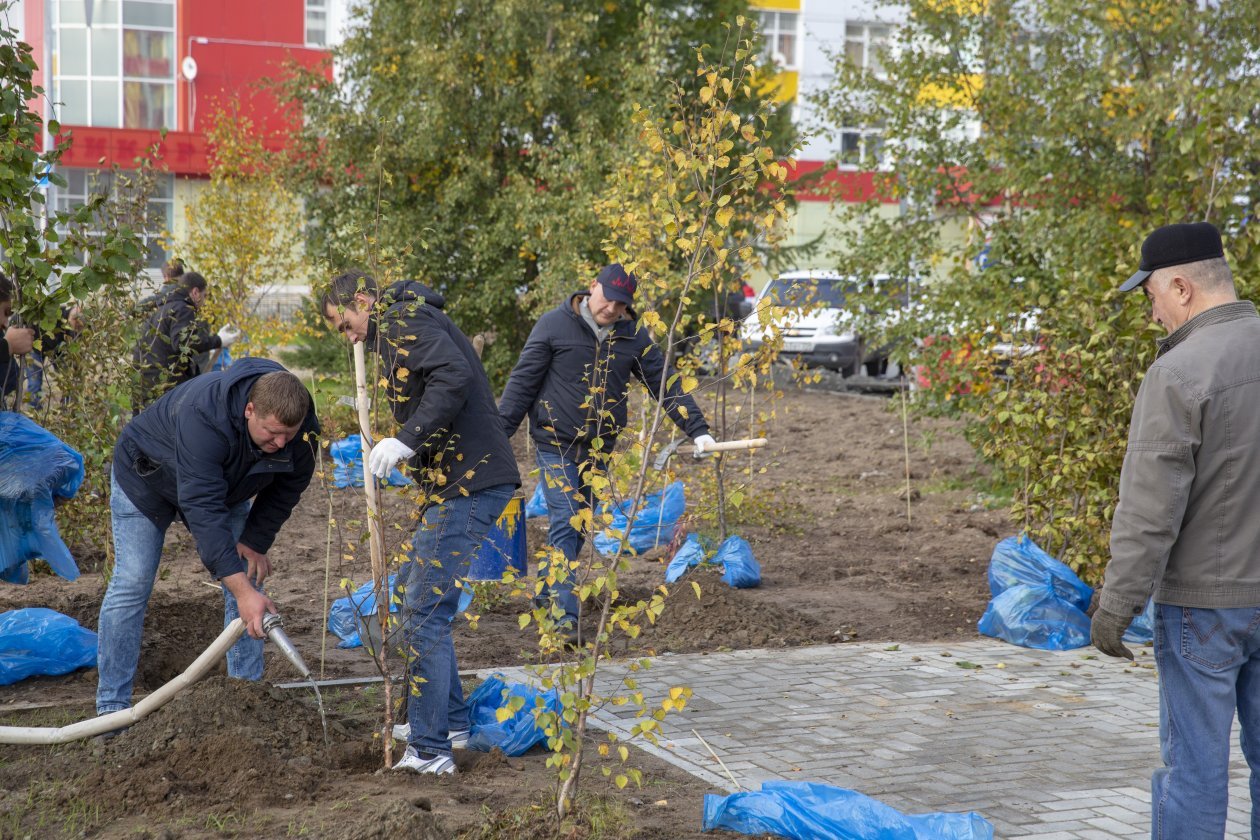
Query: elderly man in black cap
1096 221 1260 837
498 264 716 643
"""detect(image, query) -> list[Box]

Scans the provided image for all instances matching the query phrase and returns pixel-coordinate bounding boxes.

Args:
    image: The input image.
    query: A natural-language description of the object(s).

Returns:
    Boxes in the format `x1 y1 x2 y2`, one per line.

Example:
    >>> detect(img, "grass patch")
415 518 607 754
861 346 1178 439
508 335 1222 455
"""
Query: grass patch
459 794 634 840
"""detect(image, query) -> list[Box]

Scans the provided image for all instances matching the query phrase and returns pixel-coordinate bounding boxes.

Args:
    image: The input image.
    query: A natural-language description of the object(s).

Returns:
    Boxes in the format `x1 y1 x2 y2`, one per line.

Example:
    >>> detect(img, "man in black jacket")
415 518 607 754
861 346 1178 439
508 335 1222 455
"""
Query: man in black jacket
498 264 716 637
0 272 35 400
323 271 520 777
132 270 240 410
97 358 319 719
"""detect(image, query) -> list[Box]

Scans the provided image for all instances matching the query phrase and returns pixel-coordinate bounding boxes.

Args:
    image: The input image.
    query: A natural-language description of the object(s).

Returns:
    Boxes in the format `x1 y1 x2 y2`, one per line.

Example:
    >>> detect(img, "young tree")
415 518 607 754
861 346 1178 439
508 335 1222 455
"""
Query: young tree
812 0 1260 579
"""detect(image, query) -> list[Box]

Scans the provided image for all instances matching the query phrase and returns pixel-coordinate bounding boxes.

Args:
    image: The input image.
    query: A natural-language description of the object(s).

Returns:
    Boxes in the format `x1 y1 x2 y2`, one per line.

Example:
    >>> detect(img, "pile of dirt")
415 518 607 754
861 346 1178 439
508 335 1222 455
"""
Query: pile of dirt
85 677 349 813
344 799 449 840
639 570 827 650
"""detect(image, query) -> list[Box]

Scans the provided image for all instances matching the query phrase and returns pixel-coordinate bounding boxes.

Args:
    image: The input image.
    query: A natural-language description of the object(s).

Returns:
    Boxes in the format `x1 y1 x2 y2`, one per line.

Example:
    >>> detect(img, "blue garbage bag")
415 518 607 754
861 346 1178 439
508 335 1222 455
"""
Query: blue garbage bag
328 574 398 649
0 608 98 686
666 534 761 588
329 435 410 488
703 780 994 840
525 483 548 519
593 481 685 556
211 347 233 371
978 583 1092 650
988 535 1092 611
465 674 562 756
1123 598 1155 644
0 412 85 582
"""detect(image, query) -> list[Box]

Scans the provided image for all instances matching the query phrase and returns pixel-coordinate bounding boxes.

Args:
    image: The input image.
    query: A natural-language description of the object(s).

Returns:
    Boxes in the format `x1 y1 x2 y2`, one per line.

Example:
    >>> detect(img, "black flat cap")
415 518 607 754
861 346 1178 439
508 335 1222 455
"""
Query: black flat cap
1120 222 1224 292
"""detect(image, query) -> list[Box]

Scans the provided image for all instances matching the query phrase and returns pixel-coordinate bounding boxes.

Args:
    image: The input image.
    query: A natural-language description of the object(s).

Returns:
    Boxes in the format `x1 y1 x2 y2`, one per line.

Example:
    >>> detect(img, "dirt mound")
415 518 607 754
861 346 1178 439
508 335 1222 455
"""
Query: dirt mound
344 798 449 839
137 597 225 690
88 677 341 811
637 570 828 650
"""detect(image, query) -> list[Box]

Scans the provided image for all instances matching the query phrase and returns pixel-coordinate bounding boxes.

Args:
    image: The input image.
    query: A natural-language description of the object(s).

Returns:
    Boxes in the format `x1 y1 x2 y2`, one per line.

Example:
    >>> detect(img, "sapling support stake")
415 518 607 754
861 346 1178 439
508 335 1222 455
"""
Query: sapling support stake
901 374 912 525
354 340 395 767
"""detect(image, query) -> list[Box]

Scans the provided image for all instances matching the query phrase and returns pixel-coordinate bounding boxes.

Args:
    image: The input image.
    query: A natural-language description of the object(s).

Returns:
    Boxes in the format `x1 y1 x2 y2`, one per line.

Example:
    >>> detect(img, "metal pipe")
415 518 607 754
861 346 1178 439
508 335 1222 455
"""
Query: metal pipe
0 618 247 745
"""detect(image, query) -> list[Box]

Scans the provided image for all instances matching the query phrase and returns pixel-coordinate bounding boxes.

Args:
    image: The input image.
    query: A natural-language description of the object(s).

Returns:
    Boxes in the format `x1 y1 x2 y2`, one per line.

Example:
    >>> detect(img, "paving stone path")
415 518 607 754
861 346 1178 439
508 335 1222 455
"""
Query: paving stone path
483 639 1254 838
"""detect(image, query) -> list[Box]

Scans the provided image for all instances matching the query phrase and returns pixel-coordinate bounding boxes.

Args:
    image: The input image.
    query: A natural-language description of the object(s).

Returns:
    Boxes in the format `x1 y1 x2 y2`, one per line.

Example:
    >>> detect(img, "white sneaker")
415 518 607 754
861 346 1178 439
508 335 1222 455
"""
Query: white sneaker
392 723 470 750
392 746 455 775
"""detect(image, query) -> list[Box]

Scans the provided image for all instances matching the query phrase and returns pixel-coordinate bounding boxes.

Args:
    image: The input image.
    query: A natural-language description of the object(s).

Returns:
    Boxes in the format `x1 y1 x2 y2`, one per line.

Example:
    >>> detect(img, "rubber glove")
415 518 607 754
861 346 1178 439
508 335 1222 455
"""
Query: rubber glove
216 325 242 348
367 437 416 479
693 434 717 455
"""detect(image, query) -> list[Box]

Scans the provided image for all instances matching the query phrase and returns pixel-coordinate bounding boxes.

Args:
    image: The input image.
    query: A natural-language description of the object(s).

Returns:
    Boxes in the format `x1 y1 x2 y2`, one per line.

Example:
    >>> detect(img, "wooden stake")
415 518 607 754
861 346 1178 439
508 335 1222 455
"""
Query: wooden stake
901 375 912 525
353 341 394 767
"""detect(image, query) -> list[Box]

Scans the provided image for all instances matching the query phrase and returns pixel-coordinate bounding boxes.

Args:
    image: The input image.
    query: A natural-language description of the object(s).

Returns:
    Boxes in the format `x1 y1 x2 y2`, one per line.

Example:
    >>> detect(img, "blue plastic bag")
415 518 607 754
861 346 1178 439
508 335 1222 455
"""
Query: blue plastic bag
329 435 410 488
666 534 761 588
327 574 398 649
703 780 994 840
593 481 686 556
988 535 1091 610
0 608 98 686
1124 598 1155 644
978 583 1092 650
465 674 562 756
525 483 548 518
0 412 85 582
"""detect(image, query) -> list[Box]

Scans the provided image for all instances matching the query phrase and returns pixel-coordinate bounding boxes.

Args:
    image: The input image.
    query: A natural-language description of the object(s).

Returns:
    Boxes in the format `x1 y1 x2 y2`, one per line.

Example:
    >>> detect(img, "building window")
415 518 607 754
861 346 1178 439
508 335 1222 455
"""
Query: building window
845 22 891 75
837 127 884 168
51 168 174 270
759 11 799 70
306 0 328 47
52 0 175 130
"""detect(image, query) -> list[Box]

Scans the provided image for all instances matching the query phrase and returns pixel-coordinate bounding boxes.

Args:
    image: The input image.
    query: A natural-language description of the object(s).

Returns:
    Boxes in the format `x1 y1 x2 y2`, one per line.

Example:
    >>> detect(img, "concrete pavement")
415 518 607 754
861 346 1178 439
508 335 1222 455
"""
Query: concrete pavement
484 639 1255 838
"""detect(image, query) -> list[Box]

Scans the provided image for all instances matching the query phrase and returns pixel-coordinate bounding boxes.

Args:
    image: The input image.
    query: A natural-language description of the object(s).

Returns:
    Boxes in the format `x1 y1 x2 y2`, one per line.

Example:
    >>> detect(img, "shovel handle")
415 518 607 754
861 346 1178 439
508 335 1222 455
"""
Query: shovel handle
698 437 768 454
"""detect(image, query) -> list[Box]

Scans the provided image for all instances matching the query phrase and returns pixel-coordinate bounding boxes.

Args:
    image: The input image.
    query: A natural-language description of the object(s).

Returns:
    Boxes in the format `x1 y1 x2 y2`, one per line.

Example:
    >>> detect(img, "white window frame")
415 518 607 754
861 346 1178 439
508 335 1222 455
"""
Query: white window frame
52 0 176 130
836 127 884 170
844 21 892 77
51 168 174 270
305 0 329 48
758 10 800 70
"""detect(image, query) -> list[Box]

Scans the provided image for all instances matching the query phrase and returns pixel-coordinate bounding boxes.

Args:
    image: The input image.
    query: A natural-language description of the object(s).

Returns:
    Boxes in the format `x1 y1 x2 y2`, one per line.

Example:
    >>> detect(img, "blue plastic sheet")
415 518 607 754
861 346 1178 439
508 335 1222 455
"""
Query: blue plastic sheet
703 780 994 840
327 575 398 649
0 607 98 686
525 483 548 518
328 435 410 488
465 674 562 756
0 412 85 582
593 481 685 556
979 535 1152 650
666 534 761 588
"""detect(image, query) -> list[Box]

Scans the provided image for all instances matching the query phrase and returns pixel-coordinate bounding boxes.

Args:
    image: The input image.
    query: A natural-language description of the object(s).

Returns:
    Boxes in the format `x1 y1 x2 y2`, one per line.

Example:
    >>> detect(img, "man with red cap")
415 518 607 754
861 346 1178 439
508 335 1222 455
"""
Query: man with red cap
498 264 716 644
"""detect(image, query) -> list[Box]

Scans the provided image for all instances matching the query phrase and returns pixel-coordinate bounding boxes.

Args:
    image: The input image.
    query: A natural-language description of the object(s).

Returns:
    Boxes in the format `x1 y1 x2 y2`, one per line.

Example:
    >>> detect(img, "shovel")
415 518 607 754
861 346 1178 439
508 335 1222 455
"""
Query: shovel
652 437 768 471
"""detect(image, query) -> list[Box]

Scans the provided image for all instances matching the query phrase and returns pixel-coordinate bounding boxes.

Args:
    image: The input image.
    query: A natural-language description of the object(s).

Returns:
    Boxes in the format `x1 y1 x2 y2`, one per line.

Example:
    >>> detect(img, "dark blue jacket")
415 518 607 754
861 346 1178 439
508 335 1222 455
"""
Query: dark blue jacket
369 280 520 499
498 292 710 462
132 286 222 406
112 357 319 579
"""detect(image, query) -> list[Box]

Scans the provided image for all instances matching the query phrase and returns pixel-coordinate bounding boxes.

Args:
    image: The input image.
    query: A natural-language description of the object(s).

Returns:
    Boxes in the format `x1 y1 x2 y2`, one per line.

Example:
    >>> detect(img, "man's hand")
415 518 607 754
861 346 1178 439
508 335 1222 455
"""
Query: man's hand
367 437 416 479
4 326 35 356
221 572 277 639
1090 605 1136 660
237 542 271 586
692 434 717 456
216 325 242 348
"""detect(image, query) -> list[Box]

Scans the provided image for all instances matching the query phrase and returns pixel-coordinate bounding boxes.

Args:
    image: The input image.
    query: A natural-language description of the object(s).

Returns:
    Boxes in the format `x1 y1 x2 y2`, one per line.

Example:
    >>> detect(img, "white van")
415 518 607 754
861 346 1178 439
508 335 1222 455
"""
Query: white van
740 270 872 376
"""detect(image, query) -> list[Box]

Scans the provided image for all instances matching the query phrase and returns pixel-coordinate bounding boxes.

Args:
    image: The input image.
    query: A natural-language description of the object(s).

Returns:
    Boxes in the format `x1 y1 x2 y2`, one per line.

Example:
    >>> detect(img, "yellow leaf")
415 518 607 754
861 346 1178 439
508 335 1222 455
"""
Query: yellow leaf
699 86 713 104
715 207 733 228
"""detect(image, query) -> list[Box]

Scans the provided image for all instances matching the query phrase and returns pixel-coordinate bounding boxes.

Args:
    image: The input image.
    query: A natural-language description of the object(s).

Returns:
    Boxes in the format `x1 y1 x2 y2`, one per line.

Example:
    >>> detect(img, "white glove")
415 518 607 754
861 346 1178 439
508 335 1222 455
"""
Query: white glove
367 437 416 479
216 325 242 348
693 434 717 456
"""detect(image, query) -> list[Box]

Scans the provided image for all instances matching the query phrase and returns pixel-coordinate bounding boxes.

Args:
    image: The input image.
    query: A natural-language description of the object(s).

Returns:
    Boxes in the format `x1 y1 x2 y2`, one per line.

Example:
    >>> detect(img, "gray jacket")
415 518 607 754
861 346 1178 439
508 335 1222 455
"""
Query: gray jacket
1102 301 1260 616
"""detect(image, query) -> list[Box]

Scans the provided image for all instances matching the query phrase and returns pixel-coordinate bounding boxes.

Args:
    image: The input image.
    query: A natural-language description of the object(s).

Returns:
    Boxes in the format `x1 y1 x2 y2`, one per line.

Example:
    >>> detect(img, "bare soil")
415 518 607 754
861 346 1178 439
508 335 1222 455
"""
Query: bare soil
0 383 1010 838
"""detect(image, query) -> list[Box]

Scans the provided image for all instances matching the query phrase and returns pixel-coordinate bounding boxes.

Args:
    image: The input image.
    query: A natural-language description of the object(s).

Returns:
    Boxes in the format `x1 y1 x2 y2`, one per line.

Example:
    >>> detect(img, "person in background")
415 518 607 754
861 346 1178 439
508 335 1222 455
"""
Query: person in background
497 264 716 645
0 272 35 401
132 269 240 410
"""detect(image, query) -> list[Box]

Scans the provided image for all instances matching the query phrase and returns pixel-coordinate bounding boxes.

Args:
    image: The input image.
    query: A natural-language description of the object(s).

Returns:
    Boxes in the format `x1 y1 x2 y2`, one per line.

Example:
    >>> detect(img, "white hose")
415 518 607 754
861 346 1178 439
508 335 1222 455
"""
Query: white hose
0 618 247 745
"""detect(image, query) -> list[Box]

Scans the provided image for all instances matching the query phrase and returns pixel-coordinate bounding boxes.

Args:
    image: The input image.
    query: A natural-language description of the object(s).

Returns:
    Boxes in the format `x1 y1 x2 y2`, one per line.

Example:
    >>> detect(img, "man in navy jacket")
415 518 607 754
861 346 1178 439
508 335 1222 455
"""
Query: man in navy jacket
97 358 319 719
498 264 716 639
322 271 520 777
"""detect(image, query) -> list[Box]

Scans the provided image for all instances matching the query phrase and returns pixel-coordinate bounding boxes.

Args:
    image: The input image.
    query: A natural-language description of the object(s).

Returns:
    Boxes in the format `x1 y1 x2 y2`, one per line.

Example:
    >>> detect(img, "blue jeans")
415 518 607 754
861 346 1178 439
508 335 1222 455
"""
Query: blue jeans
533 448 593 626
97 471 261 714
1153 603 1260 839
398 483 514 758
